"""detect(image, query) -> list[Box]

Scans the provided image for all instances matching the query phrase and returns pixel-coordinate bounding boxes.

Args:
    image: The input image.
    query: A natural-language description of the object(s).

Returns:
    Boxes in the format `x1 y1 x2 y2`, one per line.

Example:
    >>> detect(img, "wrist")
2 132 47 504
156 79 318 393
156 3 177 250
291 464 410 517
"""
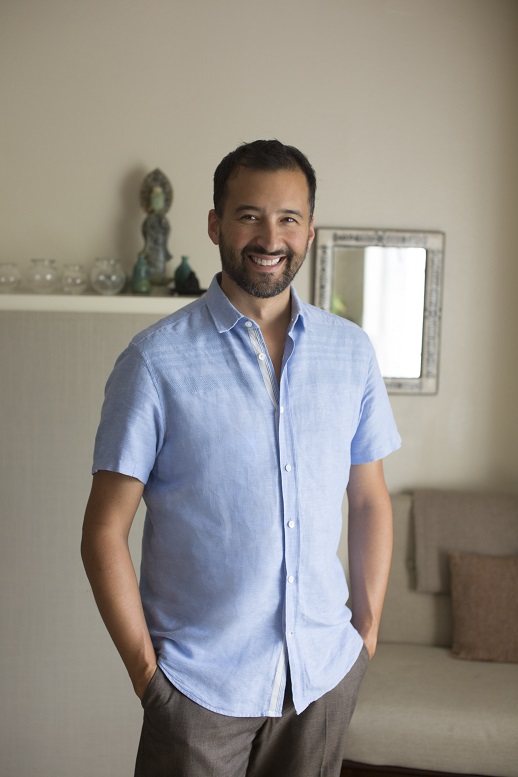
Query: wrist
361 633 377 659
352 616 379 658
132 662 158 700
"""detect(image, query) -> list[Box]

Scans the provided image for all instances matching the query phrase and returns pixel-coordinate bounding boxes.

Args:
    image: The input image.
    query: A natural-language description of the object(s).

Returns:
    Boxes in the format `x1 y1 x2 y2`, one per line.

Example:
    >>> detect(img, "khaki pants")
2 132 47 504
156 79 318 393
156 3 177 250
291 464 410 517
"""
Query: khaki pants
135 646 369 777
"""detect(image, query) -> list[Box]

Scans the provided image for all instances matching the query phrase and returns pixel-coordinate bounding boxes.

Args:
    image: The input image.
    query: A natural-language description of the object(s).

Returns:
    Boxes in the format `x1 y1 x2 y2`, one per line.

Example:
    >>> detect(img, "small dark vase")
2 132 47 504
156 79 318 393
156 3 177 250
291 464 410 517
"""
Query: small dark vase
175 256 201 294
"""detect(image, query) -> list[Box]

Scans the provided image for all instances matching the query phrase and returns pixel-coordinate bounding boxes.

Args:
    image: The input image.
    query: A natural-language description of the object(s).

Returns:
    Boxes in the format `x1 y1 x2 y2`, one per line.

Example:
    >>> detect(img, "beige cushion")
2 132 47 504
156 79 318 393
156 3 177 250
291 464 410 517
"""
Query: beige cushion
343 643 518 776
449 551 518 663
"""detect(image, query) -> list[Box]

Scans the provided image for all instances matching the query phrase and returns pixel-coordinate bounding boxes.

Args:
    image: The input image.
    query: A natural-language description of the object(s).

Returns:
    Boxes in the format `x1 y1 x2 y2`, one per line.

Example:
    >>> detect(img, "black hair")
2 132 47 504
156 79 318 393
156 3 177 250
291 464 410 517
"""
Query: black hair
213 139 316 219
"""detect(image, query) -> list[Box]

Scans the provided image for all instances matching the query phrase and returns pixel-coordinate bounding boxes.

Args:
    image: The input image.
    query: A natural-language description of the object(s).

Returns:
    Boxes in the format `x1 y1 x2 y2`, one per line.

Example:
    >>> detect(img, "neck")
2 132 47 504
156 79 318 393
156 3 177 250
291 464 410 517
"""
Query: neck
219 272 292 333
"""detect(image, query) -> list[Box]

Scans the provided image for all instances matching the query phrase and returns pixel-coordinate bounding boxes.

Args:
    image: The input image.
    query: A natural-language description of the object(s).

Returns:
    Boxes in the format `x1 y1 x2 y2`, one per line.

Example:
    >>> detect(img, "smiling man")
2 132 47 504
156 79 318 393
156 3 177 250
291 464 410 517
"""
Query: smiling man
81 140 401 777
210 164 313 300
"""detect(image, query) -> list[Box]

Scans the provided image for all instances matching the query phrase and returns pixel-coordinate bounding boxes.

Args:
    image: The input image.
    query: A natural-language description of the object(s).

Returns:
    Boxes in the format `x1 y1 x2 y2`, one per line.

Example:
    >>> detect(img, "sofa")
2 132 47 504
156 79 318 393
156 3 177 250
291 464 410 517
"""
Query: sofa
342 490 518 777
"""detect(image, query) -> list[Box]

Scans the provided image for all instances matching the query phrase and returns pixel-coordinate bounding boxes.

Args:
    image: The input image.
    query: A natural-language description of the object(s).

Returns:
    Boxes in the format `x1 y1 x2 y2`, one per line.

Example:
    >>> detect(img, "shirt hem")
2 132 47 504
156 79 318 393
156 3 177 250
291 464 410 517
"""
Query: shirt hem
351 437 402 466
91 461 149 484
157 661 283 718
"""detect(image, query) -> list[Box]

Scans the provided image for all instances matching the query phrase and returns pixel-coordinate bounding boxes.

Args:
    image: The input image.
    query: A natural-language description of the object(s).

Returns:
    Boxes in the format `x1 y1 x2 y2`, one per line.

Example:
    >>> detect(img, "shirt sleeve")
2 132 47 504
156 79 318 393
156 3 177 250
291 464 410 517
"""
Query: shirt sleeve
92 343 165 484
350 341 401 465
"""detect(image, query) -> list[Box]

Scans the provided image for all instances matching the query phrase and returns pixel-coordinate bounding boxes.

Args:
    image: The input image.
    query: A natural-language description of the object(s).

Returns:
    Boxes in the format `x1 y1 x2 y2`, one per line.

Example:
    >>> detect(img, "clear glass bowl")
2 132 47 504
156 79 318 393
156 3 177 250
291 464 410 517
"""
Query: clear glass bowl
0 262 22 293
90 257 126 295
26 259 61 294
62 263 88 295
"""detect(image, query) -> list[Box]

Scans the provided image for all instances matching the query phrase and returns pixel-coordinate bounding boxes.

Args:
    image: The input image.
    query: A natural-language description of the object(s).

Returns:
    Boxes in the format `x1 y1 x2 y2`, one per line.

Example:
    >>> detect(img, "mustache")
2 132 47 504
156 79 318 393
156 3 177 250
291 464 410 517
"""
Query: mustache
242 244 294 259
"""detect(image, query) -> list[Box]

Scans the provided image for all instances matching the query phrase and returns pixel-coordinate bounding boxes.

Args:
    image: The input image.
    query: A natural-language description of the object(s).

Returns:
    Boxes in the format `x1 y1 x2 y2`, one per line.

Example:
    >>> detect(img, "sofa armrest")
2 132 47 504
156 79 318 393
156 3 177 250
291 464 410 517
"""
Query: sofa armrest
378 494 452 647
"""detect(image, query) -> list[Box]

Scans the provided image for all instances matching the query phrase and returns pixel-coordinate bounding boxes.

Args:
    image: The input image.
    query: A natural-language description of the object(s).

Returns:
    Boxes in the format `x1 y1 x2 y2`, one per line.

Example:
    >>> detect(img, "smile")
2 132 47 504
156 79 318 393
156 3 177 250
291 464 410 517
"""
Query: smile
248 255 284 267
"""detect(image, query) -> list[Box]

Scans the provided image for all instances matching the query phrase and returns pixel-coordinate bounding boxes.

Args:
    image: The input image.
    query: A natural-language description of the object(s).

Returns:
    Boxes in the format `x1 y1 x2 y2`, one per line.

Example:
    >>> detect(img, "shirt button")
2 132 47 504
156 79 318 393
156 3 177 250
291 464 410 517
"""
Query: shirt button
285 464 292 472
287 575 295 583
258 353 266 361
245 321 253 328
279 406 284 414
288 520 295 529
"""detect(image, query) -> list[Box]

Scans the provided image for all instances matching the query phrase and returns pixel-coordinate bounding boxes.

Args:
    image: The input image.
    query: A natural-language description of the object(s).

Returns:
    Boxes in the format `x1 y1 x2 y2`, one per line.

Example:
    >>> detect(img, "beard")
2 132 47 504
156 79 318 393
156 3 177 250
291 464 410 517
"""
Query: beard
218 235 309 299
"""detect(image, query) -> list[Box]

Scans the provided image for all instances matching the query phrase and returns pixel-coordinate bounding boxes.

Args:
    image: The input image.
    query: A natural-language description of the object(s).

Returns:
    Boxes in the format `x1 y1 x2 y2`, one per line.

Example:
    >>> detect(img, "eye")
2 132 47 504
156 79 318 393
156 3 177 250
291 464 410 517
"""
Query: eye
240 213 258 221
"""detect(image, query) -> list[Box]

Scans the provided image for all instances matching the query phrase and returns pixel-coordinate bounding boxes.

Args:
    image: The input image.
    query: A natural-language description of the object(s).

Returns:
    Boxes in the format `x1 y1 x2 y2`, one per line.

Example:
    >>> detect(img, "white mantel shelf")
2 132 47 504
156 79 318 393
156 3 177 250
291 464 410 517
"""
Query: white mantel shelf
0 293 199 315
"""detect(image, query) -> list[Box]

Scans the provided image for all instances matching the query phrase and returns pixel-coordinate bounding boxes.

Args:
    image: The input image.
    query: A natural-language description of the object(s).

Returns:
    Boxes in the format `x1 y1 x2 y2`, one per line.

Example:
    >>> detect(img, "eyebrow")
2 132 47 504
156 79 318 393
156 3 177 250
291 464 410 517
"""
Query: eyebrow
234 205 305 219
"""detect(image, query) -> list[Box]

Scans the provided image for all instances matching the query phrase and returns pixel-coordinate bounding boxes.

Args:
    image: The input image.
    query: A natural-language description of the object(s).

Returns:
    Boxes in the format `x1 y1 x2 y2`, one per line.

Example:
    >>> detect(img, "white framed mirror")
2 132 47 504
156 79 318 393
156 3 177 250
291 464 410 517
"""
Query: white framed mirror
314 228 444 394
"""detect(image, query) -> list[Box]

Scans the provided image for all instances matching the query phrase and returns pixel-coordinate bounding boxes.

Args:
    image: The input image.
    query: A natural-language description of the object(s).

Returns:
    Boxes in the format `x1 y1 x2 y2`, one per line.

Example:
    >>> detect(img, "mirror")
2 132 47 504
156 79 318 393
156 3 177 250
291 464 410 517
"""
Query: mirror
314 228 444 394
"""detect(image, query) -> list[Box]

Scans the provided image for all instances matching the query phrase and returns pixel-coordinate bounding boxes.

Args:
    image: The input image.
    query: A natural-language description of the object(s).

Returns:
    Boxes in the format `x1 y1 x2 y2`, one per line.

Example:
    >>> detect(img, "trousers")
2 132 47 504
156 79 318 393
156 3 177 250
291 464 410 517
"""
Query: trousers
134 645 369 777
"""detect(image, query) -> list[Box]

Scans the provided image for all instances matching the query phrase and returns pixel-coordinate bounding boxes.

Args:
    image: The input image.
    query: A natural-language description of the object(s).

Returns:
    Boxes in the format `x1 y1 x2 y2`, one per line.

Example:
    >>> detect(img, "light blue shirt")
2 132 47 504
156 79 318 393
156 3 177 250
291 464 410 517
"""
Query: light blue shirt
93 274 401 717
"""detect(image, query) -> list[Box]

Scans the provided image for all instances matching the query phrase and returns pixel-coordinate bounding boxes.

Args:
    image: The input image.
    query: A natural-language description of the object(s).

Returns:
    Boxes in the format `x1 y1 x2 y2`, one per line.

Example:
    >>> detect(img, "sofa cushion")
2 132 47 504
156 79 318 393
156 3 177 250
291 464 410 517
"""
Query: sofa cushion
413 489 518 593
449 551 518 663
343 643 518 776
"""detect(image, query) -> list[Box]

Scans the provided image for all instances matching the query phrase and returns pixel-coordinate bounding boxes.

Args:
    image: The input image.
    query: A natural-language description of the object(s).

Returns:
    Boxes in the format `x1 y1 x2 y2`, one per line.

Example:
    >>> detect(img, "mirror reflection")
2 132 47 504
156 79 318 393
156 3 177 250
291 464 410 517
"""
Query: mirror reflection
332 246 426 379
314 229 444 394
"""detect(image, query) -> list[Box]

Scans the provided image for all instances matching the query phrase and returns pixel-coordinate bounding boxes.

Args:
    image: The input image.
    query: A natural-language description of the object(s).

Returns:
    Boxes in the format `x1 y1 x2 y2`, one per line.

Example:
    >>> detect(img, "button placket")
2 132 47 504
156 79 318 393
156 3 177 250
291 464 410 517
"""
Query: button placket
278 373 299 651
245 322 278 409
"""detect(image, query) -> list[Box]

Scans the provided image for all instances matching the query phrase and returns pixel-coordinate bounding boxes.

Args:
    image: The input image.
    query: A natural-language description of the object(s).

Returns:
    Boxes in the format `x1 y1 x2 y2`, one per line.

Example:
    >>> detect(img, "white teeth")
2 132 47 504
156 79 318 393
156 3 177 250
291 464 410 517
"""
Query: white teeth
249 255 282 267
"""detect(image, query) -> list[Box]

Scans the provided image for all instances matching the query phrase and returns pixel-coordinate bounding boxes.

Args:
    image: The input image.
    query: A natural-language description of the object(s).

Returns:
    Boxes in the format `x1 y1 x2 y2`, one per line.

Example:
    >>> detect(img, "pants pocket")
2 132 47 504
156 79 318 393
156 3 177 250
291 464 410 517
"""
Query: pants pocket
141 666 175 711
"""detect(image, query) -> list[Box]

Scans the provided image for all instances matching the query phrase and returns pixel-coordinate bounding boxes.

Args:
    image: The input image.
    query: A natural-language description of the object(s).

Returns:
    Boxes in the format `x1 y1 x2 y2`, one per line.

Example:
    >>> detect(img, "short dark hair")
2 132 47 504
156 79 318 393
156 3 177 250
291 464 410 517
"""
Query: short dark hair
213 139 316 219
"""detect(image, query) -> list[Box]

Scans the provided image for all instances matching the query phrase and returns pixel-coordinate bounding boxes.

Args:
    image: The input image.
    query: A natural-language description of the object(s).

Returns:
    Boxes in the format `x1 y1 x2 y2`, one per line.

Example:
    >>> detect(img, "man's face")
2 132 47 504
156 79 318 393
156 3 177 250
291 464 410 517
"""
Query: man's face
208 167 315 299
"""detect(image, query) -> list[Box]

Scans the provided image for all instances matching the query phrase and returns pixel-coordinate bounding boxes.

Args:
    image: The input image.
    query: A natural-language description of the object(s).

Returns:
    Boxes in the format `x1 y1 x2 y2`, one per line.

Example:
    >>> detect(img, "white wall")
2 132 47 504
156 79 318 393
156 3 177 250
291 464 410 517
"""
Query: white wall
1 1 517 775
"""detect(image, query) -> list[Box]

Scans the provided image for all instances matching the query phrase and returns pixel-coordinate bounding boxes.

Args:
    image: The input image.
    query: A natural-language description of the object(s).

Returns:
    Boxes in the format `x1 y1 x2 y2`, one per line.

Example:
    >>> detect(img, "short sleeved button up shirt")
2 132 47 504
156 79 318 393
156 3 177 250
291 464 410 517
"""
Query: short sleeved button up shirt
93 274 401 716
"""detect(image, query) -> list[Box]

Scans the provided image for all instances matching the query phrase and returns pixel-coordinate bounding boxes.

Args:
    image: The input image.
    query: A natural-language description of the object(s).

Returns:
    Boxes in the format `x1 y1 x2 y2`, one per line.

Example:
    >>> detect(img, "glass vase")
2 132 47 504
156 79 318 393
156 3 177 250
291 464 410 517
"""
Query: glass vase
0 262 22 293
62 263 88 295
27 259 61 294
90 258 126 296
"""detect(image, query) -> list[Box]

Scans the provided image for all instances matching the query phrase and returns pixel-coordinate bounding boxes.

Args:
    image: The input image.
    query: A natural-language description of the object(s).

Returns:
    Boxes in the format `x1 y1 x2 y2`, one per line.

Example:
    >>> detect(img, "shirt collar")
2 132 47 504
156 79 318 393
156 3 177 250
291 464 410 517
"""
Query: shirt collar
288 283 306 334
205 273 307 334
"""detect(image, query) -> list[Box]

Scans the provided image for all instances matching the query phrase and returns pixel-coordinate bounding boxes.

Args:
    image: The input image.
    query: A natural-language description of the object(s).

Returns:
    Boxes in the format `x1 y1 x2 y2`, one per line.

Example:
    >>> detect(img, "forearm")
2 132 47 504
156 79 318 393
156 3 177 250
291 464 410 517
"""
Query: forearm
348 501 392 652
81 524 157 698
347 462 393 657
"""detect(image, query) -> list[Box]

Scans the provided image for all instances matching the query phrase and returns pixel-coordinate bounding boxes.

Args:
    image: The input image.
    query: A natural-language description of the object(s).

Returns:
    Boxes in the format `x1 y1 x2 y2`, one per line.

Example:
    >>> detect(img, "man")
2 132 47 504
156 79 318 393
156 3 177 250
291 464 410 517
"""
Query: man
81 139 401 777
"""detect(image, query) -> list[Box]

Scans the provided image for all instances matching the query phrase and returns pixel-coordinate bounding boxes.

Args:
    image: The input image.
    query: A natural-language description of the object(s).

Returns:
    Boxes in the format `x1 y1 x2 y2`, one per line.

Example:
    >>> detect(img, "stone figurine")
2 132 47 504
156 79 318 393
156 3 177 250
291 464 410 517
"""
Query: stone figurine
139 169 173 285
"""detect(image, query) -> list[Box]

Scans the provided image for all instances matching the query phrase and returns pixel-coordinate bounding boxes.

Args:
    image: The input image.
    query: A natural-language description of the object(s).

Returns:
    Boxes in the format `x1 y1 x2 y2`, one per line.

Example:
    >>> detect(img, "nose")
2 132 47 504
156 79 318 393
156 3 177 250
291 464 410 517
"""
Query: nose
253 219 282 254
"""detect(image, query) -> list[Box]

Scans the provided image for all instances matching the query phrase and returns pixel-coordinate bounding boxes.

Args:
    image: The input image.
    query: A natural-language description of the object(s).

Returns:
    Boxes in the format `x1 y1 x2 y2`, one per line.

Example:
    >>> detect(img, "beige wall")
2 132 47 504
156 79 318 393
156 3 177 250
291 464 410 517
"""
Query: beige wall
2 0 517 494
1 1 517 774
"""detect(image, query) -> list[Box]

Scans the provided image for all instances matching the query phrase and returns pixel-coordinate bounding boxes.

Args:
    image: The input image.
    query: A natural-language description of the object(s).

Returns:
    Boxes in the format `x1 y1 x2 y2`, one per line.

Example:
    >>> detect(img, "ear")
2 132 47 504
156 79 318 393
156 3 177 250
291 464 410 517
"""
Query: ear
208 209 220 245
307 218 316 250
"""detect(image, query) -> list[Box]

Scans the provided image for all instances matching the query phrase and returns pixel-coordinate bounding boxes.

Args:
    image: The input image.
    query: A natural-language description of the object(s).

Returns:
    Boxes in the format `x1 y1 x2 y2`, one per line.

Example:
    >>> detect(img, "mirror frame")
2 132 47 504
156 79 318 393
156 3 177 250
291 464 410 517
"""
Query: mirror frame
314 228 445 394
